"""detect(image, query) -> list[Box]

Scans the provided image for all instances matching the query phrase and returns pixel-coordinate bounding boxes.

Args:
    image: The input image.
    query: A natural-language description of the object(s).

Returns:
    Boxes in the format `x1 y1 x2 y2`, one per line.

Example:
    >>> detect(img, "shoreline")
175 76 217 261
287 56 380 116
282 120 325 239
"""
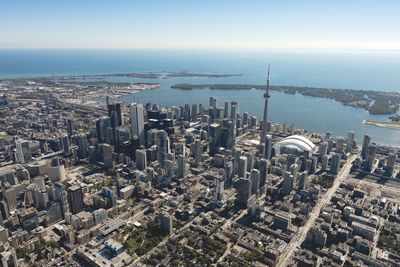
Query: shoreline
171 83 400 115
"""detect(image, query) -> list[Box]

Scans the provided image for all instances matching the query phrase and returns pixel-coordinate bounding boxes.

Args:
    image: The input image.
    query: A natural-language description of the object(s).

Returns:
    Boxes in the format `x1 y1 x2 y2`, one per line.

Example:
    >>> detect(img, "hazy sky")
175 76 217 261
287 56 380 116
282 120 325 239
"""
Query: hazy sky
1 0 399 50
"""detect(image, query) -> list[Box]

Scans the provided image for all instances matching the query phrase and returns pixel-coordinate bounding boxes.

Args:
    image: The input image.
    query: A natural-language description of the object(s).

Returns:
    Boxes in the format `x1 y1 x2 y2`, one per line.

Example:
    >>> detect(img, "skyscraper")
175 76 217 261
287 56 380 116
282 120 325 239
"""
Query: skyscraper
236 178 251 207
231 101 238 122
346 131 355 152
135 149 147 171
68 185 84 214
337 137 345 153
297 172 307 191
364 144 377 171
191 104 198 121
175 142 186 156
361 134 371 160
165 159 174 178
101 187 117 208
76 133 88 159
209 123 221 155
192 139 202 166
116 126 131 146
386 153 397 176
265 135 272 160
159 212 173 235
183 104 191 122
209 97 218 121
319 142 328 160
15 140 32 164
224 101 230 118
226 120 235 149
55 182 69 217
177 154 186 178
66 118 74 136
96 116 111 144
3 187 17 212
210 97 217 109
48 158 66 182
225 161 233 189
290 164 298 187
259 158 268 188
286 154 297 171
250 169 260 196
321 155 329 171
244 151 254 171
238 156 248 178
331 153 342 175
130 103 145 146
60 134 70 156
148 129 170 165
243 112 249 125
102 143 114 169
107 102 123 126
310 156 318 174
282 171 293 196
214 176 225 203
233 149 242 175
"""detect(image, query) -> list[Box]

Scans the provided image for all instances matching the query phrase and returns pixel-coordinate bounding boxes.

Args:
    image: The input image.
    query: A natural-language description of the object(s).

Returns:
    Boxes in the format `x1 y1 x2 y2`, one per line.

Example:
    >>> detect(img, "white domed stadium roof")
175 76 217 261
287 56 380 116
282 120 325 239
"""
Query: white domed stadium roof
275 135 315 152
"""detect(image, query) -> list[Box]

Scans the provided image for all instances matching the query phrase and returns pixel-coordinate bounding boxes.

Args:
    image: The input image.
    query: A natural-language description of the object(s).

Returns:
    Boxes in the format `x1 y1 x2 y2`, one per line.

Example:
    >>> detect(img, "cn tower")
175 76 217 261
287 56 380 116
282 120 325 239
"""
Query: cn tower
261 64 271 143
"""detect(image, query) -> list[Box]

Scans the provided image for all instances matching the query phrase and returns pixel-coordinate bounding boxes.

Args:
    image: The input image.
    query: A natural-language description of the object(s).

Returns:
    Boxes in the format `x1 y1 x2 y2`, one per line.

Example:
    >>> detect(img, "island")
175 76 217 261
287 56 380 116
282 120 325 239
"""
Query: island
18 71 243 80
362 120 400 130
105 71 243 79
368 101 399 114
171 83 400 114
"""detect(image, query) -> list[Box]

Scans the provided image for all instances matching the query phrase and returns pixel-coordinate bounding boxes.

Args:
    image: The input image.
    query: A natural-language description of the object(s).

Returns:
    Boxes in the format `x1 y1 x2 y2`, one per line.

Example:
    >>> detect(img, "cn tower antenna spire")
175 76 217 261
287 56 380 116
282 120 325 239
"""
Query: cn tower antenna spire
266 63 270 98
261 64 271 143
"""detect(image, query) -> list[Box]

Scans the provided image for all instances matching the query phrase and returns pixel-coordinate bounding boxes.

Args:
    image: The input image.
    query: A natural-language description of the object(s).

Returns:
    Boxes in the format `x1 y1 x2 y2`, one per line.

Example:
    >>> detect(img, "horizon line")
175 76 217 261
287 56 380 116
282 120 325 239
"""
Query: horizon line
1 46 400 54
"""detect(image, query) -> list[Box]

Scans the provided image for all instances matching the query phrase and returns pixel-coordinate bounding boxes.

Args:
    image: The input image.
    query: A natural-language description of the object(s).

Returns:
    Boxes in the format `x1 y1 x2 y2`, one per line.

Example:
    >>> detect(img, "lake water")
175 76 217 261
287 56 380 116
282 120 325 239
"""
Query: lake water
0 49 399 147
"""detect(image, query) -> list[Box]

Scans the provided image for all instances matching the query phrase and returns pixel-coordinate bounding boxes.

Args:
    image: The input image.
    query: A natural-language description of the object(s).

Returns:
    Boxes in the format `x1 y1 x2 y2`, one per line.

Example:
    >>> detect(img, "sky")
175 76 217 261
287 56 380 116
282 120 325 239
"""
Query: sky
1 0 399 50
